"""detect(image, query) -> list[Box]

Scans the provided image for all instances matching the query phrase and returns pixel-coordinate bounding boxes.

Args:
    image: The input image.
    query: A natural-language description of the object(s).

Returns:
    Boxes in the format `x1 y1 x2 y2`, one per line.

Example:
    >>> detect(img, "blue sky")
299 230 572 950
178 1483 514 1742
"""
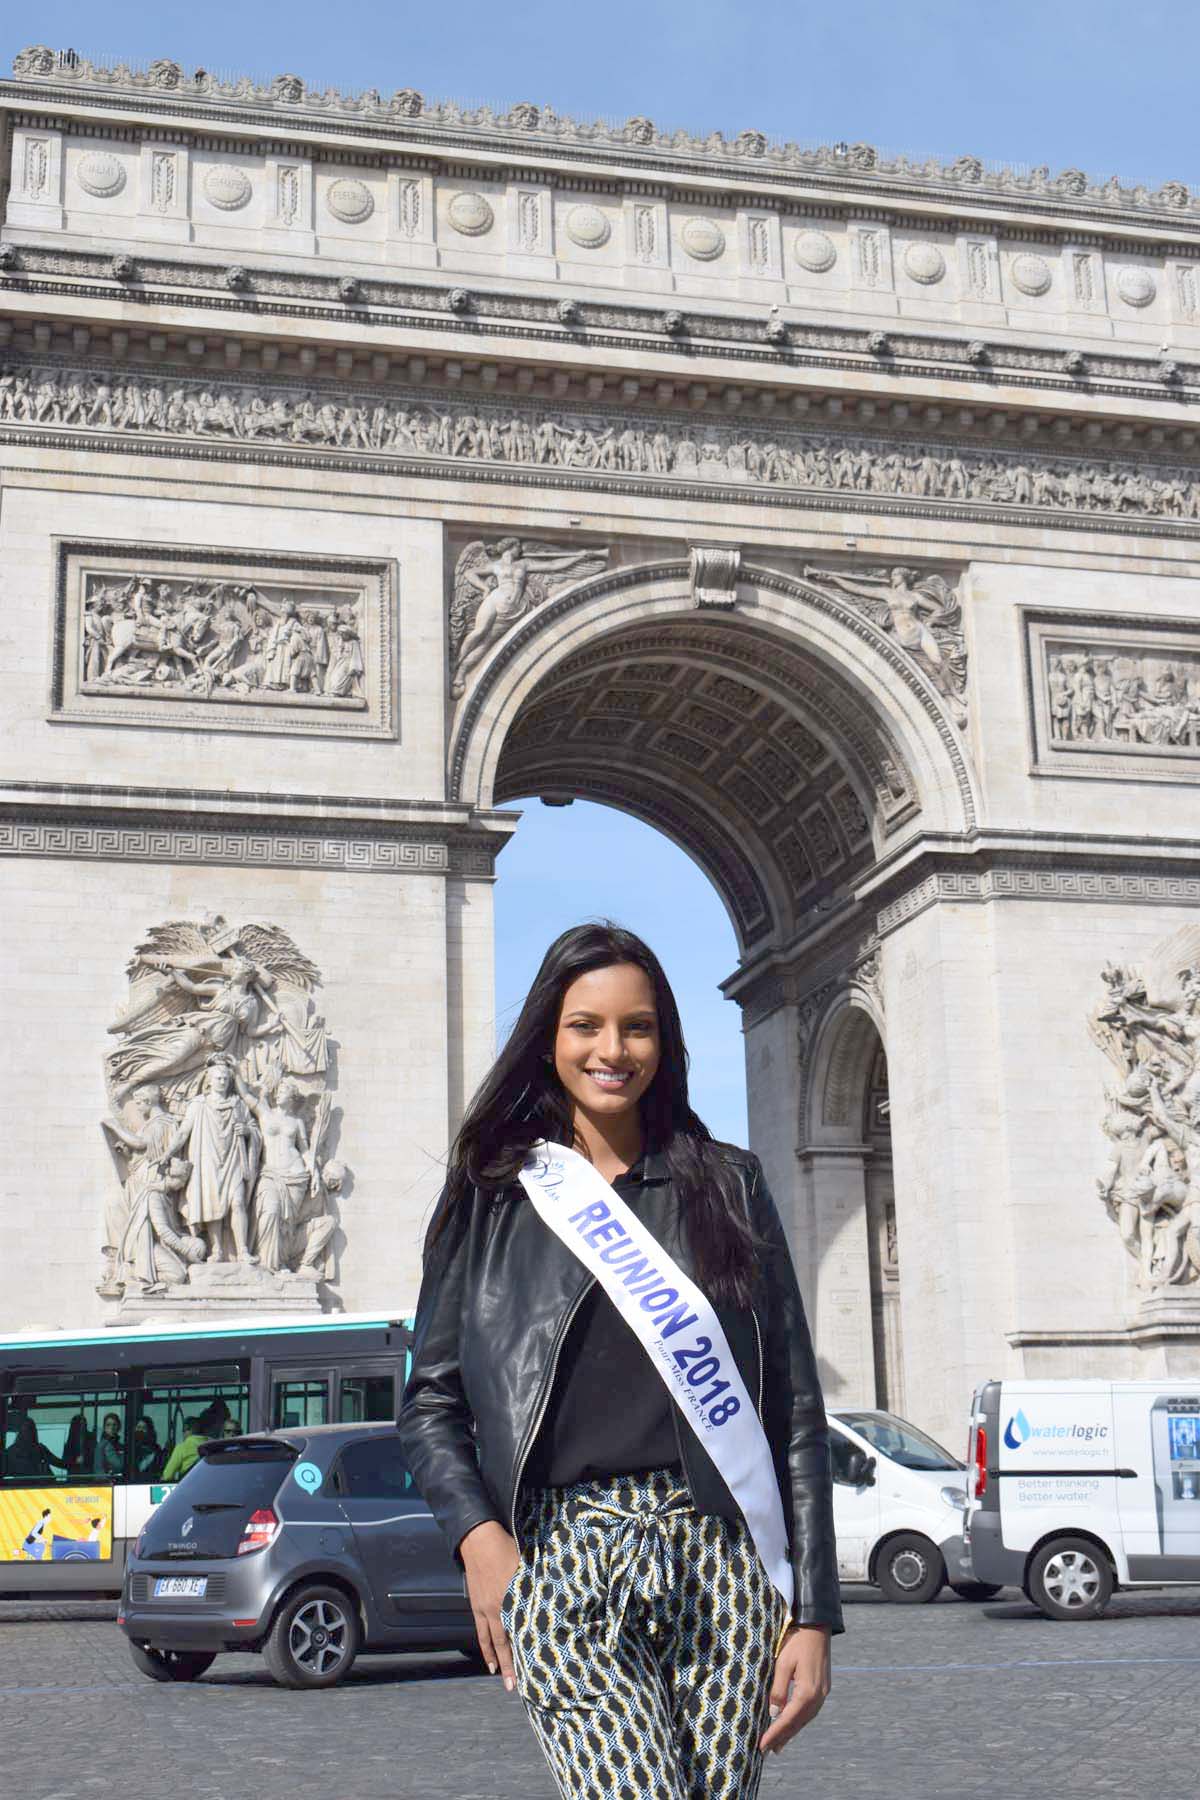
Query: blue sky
10 1 1200 1140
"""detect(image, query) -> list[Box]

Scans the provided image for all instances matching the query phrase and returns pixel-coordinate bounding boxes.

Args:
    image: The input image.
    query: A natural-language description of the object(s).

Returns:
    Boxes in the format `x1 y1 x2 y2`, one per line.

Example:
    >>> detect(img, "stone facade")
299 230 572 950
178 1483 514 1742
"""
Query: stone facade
3 49 1200 1443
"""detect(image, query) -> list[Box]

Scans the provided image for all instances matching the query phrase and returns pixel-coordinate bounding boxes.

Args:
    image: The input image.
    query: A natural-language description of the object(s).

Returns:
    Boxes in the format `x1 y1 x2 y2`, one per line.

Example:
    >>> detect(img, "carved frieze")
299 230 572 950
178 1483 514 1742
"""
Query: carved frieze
99 915 347 1308
8 362 1200 540
51 542 396 739
1026 612 1200 782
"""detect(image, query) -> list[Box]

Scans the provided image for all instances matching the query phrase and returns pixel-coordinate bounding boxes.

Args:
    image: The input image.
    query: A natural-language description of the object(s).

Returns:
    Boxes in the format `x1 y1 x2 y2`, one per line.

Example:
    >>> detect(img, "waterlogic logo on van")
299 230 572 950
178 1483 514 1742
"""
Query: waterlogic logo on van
1003 1410 1031 1450
1003 1410 1109 1454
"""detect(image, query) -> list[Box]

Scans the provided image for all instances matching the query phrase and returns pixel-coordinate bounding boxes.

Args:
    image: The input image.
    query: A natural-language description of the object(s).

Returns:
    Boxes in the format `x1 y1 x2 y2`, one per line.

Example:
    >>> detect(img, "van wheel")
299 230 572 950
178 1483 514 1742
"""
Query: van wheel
876 1534 946 1603
951 1581 1003 1602
129 1641 215 1682
264 1584 360 1689
1027 1538 1113 1621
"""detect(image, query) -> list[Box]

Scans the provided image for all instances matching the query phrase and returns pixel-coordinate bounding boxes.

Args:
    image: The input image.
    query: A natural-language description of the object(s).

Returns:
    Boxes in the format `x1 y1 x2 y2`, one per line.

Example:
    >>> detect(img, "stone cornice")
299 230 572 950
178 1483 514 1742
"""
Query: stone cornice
5 50 1200 239
725 826 1200 1018
0 790 514 876
3 241 1198 409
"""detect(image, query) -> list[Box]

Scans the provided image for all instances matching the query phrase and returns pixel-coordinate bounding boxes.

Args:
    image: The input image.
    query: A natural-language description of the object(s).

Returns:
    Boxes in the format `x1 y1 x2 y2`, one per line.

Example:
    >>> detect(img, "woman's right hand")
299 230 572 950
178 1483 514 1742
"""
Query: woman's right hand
459 1520 521 1691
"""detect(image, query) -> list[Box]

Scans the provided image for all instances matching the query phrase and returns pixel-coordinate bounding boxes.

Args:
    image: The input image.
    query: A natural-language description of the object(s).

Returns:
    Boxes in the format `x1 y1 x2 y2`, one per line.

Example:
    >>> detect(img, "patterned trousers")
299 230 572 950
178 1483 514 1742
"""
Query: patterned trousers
501 1468 786 1800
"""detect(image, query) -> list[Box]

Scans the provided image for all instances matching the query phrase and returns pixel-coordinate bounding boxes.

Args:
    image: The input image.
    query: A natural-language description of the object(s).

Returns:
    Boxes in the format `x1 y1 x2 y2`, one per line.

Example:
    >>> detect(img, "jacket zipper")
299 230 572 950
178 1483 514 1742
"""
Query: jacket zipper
750 1307 765 1419
509 1275 594 1536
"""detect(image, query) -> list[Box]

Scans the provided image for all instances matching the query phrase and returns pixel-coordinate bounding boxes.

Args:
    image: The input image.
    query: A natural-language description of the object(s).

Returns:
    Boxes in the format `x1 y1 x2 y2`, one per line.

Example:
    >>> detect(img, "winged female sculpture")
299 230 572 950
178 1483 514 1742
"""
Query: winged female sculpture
802 563 969 726
449 537 609 697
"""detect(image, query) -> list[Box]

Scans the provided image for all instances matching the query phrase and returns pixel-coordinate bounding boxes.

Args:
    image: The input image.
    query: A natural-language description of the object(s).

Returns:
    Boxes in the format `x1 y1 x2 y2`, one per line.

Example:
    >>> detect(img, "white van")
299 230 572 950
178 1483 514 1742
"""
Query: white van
828 1408 990 1603
964 1377 1200 1618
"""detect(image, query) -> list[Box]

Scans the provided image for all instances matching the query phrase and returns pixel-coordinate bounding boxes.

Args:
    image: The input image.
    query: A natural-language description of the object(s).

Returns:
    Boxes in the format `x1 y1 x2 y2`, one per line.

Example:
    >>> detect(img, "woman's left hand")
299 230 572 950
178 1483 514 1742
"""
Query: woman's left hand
759 1622 831 1755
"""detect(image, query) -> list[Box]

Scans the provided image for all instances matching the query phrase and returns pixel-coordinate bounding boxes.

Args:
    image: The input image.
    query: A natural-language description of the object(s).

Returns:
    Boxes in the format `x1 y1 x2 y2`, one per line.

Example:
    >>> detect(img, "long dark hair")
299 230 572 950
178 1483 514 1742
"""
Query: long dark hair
431 921 759 1305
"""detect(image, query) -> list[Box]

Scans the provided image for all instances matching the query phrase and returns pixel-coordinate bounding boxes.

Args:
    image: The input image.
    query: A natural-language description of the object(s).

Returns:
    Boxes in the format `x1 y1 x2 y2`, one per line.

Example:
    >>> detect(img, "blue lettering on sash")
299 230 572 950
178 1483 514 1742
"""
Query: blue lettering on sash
569 1200 611 1227
584 1219 624 1249
640 1287 679 1314
657 1301 699 1340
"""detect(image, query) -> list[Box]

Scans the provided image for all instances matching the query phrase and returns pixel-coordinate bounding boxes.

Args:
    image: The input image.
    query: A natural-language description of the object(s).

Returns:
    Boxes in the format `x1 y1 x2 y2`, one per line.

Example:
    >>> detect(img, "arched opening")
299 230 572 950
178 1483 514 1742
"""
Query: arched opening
452 559 971 1403
801 997 900 1412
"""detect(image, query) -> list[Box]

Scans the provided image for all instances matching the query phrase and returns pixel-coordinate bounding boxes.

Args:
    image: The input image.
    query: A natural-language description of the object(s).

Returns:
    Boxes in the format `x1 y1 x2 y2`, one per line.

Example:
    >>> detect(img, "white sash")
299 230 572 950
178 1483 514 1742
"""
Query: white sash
518 1141 793 1609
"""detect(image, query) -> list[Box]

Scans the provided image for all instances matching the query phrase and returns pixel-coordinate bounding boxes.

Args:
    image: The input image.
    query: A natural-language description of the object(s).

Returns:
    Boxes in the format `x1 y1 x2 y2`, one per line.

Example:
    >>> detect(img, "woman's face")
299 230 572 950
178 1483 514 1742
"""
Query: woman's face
553 963 661 1126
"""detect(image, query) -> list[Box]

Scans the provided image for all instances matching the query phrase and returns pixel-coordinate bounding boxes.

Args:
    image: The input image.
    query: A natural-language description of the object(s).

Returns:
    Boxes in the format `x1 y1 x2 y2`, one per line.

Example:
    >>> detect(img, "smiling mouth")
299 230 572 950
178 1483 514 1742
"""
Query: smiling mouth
585 1069 634 1090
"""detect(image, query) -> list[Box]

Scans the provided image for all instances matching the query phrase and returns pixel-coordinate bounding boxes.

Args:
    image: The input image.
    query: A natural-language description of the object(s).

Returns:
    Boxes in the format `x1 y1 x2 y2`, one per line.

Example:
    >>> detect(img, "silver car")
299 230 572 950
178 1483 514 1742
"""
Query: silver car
119 1423 476 1687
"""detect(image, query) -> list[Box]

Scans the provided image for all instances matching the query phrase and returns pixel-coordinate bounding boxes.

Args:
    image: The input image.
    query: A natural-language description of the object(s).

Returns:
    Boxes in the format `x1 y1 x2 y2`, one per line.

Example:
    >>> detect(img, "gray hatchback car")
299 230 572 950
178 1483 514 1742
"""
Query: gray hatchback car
119 1423 476 1688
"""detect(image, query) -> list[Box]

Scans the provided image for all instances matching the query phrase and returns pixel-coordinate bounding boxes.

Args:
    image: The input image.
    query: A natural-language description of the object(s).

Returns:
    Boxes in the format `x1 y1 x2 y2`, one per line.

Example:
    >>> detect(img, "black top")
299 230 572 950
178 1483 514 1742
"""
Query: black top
525 1159 680 1488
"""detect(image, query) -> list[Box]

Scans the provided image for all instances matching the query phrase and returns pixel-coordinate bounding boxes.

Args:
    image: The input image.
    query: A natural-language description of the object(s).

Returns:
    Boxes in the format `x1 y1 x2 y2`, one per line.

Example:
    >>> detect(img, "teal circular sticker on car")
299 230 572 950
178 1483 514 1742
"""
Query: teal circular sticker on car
293 1461 323 1494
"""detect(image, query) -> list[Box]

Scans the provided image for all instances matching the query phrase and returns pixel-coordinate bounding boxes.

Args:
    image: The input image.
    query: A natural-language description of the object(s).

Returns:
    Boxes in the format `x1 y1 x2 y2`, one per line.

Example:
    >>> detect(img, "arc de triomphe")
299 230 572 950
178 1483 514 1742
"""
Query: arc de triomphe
3 49 1200 1443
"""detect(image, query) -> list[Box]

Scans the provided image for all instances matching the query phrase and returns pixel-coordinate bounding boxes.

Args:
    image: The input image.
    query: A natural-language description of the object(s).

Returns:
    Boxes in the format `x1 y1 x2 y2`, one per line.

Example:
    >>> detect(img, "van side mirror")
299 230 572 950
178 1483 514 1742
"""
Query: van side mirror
846 1450 876 1488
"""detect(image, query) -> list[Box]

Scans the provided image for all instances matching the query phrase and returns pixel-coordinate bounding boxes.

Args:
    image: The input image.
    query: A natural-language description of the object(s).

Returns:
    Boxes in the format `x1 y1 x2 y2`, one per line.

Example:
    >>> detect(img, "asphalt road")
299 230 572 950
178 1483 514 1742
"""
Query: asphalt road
3 1586 1198 1800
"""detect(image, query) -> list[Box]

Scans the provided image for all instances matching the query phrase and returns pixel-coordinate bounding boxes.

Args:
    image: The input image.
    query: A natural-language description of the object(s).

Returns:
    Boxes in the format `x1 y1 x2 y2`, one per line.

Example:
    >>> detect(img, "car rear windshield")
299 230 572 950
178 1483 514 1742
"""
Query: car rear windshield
838 1412 963 1472
164 1444 296 1510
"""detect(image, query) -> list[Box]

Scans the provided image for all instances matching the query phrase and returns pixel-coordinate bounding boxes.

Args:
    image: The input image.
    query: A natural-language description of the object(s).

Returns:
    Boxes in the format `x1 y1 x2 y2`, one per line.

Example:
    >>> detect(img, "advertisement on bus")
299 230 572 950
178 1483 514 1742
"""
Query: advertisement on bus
0 1487 113 1562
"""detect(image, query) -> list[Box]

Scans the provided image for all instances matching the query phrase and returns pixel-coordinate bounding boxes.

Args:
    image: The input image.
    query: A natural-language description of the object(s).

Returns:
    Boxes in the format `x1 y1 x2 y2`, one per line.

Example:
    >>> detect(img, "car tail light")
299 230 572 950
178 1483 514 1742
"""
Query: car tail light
971 1425 988 1500
236 1508 280 1556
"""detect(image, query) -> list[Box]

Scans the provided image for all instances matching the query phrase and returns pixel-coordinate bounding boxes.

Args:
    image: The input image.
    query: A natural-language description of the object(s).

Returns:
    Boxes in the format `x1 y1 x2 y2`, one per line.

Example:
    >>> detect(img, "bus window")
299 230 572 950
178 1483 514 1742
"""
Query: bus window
339 1374 395 1423
135 1378 250 1483
273 1379 329 1429
2 1389 128 1483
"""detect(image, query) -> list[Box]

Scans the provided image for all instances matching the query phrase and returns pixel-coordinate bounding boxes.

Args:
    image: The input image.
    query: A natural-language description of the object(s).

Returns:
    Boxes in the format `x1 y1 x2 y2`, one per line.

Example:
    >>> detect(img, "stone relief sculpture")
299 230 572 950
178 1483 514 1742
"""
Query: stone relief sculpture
1045 644 1200 750
802 565 968 724
100 916 345 1306
1090 951 1200 1290
80 568 365 708
8 363 1200 533
450 538 610 695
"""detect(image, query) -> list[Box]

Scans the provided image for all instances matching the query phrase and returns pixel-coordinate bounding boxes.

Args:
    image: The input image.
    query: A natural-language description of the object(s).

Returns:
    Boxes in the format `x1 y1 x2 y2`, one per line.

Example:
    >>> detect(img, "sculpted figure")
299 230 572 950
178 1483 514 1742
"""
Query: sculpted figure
450 538 609 697
802 564 969 725
119 1157 208 1293
165 1056 261 1263
98 1084 178 1294
238 1076 338 1275
107 951 281 1099
1091 956 1200 1288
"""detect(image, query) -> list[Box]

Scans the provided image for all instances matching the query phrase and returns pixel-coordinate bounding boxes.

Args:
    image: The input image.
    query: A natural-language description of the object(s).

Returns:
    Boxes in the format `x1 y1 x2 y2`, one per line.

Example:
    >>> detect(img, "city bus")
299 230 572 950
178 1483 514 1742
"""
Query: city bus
0 1313 412 1594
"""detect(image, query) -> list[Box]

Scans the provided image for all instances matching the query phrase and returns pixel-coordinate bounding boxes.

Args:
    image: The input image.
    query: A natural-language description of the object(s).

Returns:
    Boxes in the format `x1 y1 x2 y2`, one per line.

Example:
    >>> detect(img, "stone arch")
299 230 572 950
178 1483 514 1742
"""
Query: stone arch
799 990 901 1410
450 558 975 953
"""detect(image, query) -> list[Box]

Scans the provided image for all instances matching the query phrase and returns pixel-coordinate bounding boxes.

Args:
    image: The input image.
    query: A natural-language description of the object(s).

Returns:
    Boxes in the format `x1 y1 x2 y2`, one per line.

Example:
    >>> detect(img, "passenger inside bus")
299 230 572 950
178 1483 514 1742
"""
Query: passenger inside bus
3 1415 68 1480
132 1417 163 1479
94 1412 125 1477
161 1416 207 1483
64 1413 95 1474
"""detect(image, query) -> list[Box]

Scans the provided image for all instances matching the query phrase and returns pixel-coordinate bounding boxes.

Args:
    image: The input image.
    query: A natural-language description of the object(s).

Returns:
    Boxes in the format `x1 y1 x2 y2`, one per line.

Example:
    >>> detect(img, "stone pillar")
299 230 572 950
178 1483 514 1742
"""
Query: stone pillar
798 1146 877 1409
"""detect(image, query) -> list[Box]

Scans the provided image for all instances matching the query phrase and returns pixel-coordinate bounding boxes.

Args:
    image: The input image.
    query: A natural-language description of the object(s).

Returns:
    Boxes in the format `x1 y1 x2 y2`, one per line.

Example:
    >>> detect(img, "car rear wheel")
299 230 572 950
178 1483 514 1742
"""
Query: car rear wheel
1027 1537 1113 1621
950 1581 1004 1602
264 1584 360 1689
875 1534 946 1603
129 1641 216 1682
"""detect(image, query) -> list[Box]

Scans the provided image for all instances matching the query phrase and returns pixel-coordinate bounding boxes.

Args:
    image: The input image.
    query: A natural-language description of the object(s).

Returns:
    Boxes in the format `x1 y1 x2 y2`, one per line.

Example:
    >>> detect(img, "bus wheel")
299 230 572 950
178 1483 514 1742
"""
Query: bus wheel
875 1534 946 1603
1027 1538 1113 1621
264 1584 360 1689
129 1642 216 1682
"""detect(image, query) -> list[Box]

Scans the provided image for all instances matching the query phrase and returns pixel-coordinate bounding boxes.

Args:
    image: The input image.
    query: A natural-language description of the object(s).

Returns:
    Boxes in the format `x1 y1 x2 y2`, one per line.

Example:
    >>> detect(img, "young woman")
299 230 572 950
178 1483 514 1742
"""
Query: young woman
400 923 840 1799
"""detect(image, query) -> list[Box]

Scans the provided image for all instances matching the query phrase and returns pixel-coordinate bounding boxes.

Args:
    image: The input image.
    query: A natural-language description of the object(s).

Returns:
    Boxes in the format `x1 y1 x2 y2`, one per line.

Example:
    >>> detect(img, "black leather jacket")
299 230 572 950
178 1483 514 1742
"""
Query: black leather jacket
399 1146 843 1634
